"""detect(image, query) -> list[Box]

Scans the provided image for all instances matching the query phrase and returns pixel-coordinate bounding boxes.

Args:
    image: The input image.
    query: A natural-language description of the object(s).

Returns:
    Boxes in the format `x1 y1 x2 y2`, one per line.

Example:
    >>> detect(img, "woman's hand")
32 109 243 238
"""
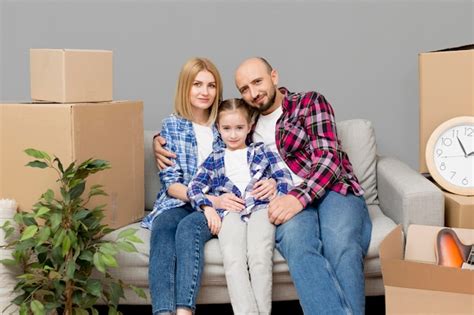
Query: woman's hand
209 193 245 212
251 178 277 200
153 135 176 170
202 206 221 235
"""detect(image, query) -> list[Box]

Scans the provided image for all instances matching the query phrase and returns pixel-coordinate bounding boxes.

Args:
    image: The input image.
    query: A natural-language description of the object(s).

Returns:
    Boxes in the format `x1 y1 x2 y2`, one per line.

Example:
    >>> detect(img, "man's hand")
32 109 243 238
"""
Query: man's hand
209 193 245 212
251 179 277 200
202 206 222 235
268 194 303 225
153 135 176 170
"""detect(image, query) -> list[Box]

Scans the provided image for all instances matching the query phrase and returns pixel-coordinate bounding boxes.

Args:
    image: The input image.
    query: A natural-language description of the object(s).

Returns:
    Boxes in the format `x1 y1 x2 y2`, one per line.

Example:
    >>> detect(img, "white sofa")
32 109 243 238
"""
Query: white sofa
105 119 444 304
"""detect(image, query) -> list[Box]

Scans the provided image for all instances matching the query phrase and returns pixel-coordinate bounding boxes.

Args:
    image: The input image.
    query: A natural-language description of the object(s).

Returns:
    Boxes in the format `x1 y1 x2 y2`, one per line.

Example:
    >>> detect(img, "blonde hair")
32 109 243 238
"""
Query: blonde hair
174 58 223 124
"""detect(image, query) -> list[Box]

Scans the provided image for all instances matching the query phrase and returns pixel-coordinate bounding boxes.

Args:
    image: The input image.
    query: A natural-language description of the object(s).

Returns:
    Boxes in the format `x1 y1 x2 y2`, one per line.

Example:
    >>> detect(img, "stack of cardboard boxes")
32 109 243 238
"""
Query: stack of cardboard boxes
0 49 144 229
380 45 474 314
419 44 474 230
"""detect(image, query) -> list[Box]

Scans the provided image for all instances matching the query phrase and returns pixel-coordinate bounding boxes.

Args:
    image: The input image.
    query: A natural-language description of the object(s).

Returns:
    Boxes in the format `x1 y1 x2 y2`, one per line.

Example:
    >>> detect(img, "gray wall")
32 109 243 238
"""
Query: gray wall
1 0 472 170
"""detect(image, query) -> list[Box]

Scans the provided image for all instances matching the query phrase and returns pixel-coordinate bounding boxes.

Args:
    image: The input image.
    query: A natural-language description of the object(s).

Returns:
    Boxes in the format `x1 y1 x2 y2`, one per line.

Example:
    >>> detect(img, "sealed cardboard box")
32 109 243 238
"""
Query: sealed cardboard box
445 192 474 229
419 44 474 173
30 49 113 103
380 225 474 314
0 101 144 228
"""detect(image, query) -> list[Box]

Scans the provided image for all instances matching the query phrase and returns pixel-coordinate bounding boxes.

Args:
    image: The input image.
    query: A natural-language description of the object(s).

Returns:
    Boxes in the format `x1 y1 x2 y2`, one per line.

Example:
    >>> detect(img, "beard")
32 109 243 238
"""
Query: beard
254 86 277 113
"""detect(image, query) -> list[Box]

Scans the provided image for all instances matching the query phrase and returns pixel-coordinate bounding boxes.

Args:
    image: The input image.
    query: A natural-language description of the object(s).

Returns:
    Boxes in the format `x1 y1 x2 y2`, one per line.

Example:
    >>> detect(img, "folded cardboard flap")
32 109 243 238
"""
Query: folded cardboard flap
380 225 474 295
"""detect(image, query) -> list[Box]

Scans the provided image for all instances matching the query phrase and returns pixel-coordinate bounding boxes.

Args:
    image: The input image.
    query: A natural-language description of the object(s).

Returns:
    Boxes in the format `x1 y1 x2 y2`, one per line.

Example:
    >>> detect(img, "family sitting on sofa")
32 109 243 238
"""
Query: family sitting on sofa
141 57 372 315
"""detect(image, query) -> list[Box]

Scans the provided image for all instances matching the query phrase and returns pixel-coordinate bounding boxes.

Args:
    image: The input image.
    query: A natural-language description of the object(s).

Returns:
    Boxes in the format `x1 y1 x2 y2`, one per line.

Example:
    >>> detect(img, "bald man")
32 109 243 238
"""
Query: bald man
154 57 372 315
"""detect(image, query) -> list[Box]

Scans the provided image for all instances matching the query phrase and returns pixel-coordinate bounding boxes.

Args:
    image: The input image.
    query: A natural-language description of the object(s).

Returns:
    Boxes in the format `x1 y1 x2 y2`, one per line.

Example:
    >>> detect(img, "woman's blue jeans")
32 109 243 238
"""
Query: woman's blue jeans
148 207 212 314
275 191 372 315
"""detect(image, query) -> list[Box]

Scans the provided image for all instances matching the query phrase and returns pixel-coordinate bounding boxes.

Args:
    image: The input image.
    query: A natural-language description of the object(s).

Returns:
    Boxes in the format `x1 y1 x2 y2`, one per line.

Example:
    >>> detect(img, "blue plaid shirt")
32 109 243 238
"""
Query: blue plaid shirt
141 114 224 230
187 142 293 222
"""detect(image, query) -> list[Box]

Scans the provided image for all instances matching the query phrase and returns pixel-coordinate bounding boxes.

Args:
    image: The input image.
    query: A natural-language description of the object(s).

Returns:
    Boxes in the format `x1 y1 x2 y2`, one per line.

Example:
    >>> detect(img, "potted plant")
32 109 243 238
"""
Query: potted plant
0 149 145 315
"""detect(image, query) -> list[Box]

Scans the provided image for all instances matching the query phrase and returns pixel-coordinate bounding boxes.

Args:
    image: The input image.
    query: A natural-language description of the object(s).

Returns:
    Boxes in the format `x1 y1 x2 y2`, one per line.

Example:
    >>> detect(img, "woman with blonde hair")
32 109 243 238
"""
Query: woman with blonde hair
142 57 228 315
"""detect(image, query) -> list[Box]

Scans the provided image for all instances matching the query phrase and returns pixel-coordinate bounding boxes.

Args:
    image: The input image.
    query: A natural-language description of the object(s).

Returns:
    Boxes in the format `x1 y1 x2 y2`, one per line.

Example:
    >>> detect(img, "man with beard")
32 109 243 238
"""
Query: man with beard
154 57 372 315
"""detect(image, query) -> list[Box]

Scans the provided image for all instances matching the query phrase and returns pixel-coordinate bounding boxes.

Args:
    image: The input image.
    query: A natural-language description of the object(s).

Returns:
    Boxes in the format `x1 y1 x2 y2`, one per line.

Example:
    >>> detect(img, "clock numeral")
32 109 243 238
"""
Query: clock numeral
450 171 456 179
452 129 459 138
442 137 452 146
462 178 469 186
436 149 443 157
465 127 473 137
440 162 446 171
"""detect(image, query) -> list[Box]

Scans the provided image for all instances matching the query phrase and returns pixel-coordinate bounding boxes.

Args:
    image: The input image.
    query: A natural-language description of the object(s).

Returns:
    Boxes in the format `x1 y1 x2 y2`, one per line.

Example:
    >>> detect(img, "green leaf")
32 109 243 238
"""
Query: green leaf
78 250 93 262
62 235 71 257
117 228 137 240
86 279 102 297
125 235 143 244
43 189 55 202
65 260 75 279
26 160 48 169
54 156 64 173
35 206 50 217
116 241 137 253
91 308 99 315
36 226 51 246
50 212 62 232
19 303 28 315
20 225 38 241
130 285 147 300
72 209 90 221
24 148 51 161
93 252 106 273
30 300 45 315
108 307 118 315
0 258 17 266
109 282 124 306
99 243 118 256
101 253 118 268
70 181 86 199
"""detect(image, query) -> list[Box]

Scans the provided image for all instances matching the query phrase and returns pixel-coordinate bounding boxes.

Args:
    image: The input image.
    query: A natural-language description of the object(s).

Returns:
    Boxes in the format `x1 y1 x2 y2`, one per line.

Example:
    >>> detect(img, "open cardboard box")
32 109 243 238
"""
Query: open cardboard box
380 225 474 314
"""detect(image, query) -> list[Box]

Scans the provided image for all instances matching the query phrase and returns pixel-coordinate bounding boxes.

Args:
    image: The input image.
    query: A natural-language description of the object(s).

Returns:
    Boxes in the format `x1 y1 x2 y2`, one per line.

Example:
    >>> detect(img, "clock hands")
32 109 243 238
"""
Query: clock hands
457 136 468 157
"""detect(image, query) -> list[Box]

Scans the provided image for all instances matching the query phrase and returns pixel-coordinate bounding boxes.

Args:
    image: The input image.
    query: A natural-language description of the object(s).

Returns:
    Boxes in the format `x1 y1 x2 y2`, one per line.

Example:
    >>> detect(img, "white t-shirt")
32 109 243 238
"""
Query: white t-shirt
224 148 251 195
253 106 304 186
192 122 214 166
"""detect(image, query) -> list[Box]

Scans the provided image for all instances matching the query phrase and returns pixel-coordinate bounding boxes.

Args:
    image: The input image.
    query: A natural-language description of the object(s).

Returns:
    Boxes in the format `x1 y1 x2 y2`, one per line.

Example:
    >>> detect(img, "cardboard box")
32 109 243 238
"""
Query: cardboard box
0 101 144 228
30 49 113 103
380 225 474 314
419 44 474 173
445 192 474 229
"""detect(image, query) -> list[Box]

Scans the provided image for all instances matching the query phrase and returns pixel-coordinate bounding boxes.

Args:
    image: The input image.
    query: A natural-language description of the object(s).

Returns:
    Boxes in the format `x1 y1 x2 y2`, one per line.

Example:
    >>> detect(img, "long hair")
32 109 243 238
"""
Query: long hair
174 57 223 124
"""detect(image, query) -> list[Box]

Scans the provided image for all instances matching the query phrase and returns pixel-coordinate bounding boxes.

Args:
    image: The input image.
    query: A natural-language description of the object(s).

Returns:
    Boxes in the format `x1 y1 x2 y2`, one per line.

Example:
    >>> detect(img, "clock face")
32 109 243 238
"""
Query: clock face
432 123 474 189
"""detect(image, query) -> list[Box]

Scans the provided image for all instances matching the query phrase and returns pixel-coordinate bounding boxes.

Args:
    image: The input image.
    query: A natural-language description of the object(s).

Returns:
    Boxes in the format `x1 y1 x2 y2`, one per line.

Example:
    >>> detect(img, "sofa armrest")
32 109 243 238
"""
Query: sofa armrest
376 155 444 233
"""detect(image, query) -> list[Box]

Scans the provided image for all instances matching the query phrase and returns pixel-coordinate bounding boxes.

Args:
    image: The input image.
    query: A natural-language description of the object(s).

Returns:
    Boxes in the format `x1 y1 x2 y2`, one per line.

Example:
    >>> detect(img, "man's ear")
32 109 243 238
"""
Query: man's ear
271 69 279 86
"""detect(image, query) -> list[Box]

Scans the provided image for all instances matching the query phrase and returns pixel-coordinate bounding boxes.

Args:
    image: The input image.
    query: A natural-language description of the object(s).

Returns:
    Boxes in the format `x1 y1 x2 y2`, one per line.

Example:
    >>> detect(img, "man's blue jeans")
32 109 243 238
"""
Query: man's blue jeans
275 191 372 315
149 207 212 314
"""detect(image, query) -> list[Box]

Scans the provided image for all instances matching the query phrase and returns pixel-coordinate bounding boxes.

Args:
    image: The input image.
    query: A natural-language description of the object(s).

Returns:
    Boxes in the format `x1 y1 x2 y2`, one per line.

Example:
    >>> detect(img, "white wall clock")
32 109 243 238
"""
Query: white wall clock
425 116 474 196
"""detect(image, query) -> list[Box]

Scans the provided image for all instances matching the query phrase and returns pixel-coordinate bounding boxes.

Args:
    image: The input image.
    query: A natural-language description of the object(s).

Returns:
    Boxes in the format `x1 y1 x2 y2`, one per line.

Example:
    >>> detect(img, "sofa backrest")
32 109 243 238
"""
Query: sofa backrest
143 119 378 211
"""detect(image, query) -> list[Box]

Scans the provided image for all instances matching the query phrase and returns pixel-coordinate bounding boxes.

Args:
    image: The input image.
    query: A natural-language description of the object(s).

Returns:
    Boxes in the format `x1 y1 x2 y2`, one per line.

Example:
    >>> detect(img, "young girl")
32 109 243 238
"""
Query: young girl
141 57 225 315
187 98 293 315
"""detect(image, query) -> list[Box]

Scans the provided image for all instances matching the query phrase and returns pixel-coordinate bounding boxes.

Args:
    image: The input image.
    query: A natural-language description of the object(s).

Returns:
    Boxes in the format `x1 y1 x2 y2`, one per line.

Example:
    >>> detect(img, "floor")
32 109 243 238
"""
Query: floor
97 296 385 314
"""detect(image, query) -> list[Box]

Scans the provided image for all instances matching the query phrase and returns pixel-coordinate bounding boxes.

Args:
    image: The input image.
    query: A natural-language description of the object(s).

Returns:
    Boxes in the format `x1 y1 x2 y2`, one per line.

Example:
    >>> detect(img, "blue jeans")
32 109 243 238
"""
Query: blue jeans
148 206 212 314
275 191 372 315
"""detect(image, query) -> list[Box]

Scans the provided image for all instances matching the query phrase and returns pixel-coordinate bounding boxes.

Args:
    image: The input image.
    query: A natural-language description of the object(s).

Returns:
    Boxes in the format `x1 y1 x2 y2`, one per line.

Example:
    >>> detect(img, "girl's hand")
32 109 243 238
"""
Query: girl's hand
210 193 245 212
252 178 277 200
202 206 221 235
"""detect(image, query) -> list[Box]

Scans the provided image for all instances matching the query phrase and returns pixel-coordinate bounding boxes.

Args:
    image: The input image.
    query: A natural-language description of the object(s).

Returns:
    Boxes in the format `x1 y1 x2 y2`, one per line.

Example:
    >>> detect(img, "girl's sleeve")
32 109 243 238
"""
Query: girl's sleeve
263 145 293 195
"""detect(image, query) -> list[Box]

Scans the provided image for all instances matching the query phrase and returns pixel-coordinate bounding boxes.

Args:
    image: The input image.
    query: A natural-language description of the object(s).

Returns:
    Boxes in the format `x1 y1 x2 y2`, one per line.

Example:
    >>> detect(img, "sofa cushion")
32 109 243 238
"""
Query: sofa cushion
337 119 378 205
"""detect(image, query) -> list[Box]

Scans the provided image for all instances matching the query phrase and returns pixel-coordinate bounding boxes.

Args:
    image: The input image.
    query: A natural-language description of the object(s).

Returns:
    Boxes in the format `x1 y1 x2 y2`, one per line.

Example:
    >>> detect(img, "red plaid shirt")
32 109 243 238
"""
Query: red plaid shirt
275 87 364 207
